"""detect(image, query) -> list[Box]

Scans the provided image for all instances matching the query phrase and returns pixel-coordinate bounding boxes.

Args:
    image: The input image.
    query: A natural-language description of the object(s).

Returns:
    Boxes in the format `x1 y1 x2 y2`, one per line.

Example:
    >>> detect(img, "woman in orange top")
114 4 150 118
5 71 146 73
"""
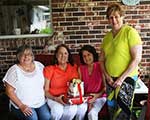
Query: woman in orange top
43 44 87 120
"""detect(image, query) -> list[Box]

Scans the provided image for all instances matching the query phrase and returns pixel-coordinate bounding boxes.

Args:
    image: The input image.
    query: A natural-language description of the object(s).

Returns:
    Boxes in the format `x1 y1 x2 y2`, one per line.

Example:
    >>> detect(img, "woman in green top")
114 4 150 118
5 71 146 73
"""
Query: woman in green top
100 3 142 120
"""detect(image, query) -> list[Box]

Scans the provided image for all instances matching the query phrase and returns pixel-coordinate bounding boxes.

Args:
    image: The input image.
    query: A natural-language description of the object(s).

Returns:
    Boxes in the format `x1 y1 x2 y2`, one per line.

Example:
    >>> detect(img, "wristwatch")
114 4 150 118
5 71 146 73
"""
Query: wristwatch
122 0 140 6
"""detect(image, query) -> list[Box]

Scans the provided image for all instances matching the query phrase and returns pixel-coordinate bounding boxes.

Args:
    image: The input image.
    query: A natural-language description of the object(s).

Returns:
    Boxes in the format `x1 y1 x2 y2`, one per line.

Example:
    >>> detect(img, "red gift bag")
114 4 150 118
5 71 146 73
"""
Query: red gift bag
68 83 84 104
63 79 93 105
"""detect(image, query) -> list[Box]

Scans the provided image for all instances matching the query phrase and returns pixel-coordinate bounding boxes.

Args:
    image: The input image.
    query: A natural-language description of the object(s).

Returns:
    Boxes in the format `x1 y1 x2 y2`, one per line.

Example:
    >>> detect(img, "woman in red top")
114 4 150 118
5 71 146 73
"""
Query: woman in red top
44 44 87 120
78 45 106 120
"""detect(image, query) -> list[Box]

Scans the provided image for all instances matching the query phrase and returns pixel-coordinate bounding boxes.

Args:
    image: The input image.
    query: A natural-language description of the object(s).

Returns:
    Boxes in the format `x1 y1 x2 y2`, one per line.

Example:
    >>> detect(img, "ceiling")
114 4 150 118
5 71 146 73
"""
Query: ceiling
0 0 49 5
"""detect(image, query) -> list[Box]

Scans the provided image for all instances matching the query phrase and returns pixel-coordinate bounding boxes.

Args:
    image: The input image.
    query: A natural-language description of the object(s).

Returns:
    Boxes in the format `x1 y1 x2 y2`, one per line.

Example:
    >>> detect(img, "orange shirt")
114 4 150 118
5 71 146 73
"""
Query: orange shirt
43 64 78 96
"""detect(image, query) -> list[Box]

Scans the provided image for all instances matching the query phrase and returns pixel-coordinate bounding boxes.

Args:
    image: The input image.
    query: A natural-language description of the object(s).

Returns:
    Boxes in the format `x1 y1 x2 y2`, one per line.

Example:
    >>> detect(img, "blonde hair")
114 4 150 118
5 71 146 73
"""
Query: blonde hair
106 3 124 19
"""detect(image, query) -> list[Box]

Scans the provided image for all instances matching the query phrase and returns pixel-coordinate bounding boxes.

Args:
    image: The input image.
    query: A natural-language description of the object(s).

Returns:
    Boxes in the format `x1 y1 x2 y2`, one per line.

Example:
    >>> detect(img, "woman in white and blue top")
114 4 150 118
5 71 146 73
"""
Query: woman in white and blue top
3 45 51 120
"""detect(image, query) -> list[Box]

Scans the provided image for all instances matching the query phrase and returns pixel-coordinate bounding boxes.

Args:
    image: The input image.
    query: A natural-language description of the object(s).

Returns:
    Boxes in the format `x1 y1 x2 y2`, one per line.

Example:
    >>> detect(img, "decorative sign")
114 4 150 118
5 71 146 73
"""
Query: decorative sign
122 0 140 6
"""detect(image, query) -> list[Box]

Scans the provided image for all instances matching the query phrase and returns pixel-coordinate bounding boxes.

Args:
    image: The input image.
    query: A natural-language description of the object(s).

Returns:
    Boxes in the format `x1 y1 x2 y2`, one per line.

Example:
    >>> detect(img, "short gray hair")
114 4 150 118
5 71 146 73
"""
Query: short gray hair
16 45 34 63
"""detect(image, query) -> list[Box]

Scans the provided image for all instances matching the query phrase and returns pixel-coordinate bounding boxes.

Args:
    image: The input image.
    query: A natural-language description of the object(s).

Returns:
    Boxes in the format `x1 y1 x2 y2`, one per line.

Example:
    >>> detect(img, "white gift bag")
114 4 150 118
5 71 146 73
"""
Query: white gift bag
68 79 84 97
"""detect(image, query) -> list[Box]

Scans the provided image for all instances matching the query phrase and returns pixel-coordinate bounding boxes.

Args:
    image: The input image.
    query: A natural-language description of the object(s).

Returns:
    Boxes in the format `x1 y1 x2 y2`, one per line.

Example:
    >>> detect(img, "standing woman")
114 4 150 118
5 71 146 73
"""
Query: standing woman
100 3 142 120
3 45 51 120
43 44 87 120
78 45 106 120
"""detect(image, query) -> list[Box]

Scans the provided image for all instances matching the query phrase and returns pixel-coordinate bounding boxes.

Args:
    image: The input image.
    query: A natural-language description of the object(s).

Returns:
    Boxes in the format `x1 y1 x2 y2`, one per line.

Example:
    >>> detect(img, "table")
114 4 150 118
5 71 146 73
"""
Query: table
134 79 148 94
133 79 148 119
134 79 148 107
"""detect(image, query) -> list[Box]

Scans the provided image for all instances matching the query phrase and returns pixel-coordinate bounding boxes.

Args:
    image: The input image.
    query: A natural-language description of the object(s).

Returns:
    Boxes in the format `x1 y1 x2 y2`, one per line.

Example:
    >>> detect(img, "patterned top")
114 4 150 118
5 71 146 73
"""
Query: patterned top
3 61 45 108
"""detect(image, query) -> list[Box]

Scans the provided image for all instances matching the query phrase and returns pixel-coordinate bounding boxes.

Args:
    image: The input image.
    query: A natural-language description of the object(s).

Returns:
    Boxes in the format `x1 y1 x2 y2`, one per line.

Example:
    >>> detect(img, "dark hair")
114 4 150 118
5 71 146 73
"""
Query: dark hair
106 3 124 19
16 45 34 63
52 44 74 66
79 45 98 64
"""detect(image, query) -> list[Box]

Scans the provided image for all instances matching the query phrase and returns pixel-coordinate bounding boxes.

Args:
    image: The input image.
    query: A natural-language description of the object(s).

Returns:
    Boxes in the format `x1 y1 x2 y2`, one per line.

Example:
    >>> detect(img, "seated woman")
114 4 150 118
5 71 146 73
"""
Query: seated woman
43 44 87 120
78 45 107 120
3 45 51 120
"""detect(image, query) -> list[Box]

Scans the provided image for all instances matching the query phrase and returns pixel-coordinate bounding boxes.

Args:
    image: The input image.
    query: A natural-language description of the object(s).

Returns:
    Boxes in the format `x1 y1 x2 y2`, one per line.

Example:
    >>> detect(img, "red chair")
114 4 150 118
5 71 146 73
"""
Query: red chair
35 54 81 66
99 103 109 120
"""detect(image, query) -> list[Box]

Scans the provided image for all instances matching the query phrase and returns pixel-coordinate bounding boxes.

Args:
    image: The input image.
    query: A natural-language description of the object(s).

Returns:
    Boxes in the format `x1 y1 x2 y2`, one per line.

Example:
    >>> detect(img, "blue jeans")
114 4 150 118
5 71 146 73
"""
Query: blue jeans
11 103 51 120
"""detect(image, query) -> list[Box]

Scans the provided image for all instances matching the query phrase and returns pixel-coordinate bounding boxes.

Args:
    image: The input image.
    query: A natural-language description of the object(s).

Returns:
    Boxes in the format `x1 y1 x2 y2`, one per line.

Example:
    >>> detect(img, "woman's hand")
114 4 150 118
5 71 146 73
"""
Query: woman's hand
87 93 99 111
5 83 33 117
54 95 66 105
88 93 98 103
113 77 124 88
106 74 114 87
19 104 32 116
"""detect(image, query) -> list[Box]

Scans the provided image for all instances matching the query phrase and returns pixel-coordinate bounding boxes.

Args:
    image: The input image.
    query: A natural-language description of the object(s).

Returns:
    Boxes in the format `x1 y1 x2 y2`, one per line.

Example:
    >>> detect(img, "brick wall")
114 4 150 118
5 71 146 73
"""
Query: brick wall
0 37 50 82
0 0 150 84
51 0 150 83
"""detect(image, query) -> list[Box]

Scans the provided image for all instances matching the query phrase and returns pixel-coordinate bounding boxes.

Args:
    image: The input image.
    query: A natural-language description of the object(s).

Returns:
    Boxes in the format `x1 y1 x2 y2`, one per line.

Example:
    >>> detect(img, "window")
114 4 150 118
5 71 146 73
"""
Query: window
0 0 53 37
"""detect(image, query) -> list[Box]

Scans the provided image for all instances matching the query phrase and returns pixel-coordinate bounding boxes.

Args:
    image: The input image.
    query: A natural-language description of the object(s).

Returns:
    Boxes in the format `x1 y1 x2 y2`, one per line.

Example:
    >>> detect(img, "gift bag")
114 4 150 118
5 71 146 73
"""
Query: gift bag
66 79 85 104
68 79 84 97
117 77 135 116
